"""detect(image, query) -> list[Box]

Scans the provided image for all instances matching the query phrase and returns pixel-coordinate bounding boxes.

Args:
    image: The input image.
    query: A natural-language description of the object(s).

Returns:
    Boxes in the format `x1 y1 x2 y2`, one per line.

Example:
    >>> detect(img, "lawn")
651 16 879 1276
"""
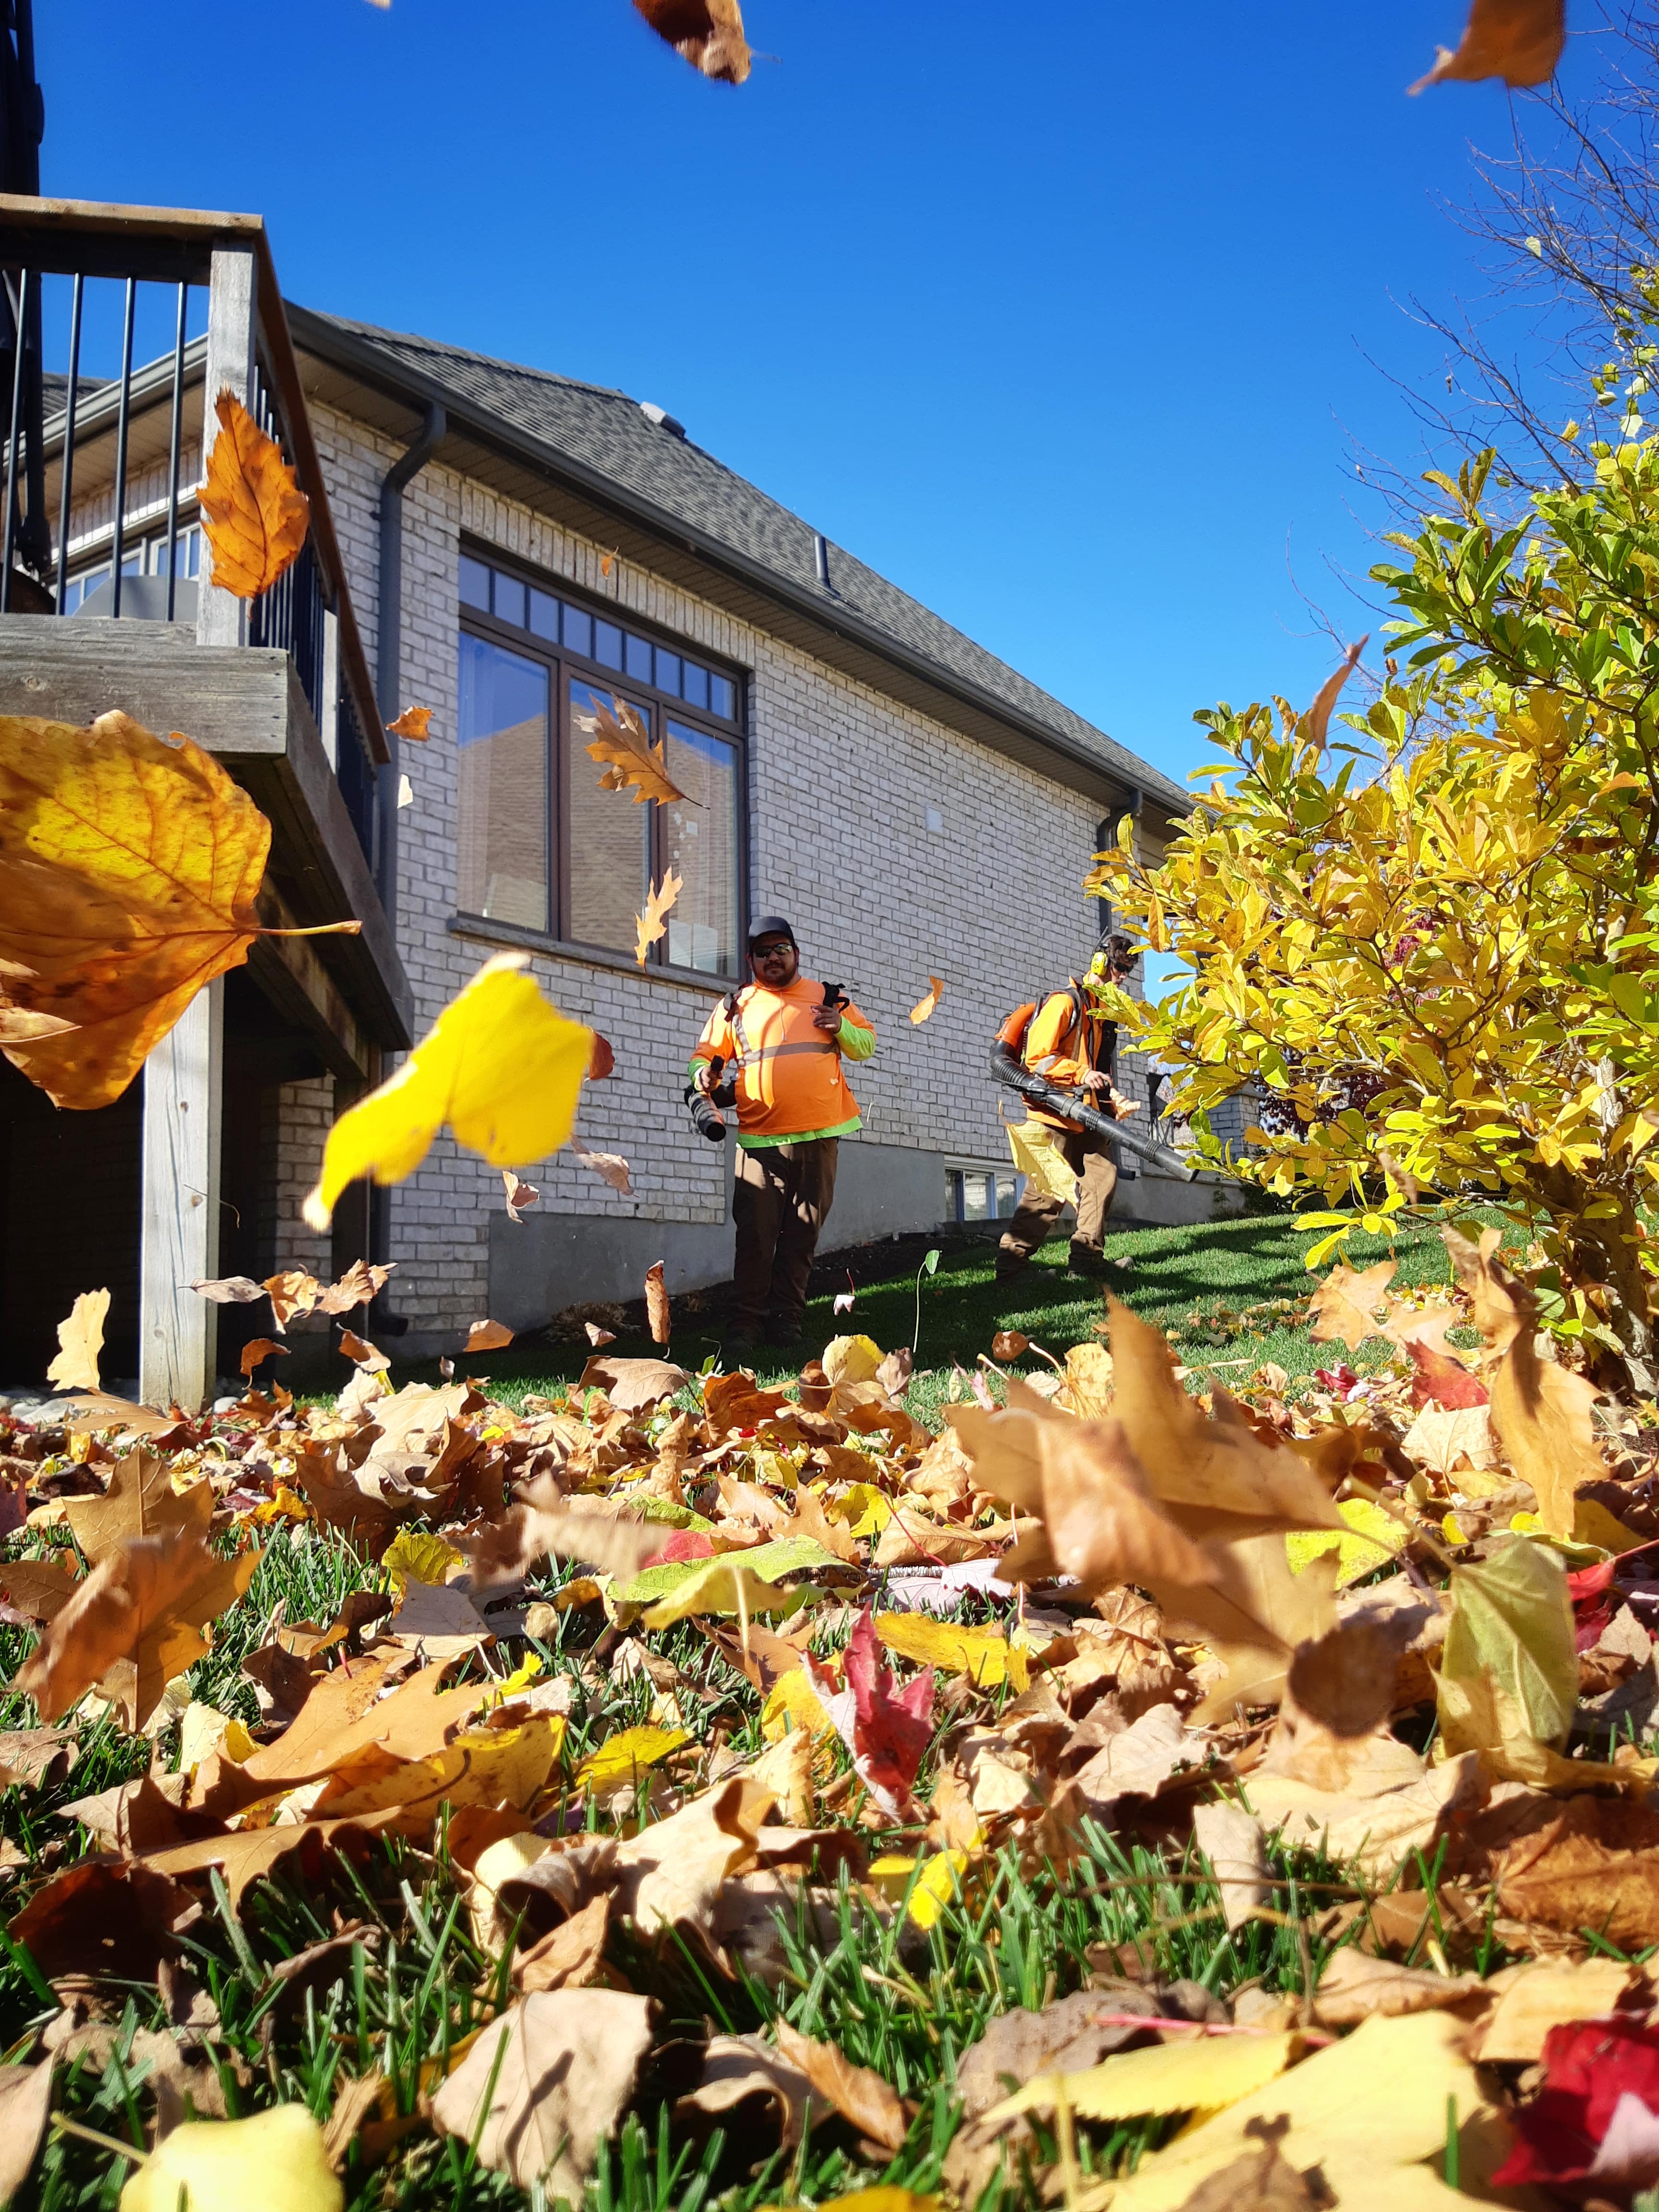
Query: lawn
401 1201 1504 1431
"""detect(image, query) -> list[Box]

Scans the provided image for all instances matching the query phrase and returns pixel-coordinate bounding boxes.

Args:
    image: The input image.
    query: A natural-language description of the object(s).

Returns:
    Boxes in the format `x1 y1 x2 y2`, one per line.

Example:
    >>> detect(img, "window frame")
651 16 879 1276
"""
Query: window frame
456 545 749 979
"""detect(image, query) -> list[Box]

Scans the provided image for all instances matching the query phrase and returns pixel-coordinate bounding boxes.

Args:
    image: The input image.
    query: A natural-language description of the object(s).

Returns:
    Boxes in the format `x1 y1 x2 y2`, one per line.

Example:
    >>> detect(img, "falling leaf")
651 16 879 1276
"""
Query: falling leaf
909 977 945 1025
645 1260 671 1345
120 2099 342 2212
1410 0 1565 93
188 1275 265 1304
632 0 752 85
19 1524 260 1731
1436 1535 1578 1757
386 706 432 740
578 1354 690 1409
1300 635 1367 747
636 868 684 965
317 1259 394 1313
0 713 353 1109
579 694 691 806
589 1031 616 1079
585 1321 617 1347
47 1286 108 1392
430 1990 656 2196
833 1290 856 1314
1490 1321 1607 1539
264 1269 324 1330
991 1330 1028 1363
303 954 594 1228
198 390 310 599
466 1320 514 1353
338 1329 389 1372
240 1337 288 1380
1443 1222 1528 1352
502 1169 540 1221
1307 1258 1395 1349
774 2022 911 2154
572 1134 633 1194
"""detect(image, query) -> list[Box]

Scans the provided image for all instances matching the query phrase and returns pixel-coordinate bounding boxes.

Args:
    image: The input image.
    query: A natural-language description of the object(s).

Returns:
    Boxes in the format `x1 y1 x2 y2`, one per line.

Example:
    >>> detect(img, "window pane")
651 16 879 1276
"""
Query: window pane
457 633 549 929
709 673 736 720
567 680 650 955
625 632 652 684
493 573 527 627
459 554 491 609
654 649 681 696
681 660 709 710
662 718 740 977
529 588 560 641
562 603 593 659
594 618 622 669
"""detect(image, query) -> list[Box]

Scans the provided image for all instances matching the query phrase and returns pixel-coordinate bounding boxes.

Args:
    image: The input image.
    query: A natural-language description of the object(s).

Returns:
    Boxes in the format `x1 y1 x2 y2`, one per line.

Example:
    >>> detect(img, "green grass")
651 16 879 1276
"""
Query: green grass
379 1202 1517 1432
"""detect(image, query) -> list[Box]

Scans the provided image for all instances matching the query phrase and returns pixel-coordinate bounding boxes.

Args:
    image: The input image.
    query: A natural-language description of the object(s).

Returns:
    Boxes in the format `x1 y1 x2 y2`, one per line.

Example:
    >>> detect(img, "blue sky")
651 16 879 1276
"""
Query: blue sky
36 1 1587 801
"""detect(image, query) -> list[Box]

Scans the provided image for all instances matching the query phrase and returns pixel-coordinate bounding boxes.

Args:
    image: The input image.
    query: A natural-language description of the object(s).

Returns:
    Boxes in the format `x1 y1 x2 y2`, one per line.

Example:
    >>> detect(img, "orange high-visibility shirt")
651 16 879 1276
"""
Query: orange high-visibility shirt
1024 984 1115 1129
691 977 874 1145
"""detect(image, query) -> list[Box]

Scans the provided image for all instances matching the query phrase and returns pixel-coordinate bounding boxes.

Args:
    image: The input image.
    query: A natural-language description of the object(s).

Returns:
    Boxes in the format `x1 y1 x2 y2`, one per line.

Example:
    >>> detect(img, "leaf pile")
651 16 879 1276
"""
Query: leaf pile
4 1235 1659 2206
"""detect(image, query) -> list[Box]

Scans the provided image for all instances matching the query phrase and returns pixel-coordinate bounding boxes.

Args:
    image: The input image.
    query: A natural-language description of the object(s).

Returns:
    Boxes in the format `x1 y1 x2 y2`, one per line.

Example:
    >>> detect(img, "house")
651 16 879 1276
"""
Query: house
0 194 1209 1401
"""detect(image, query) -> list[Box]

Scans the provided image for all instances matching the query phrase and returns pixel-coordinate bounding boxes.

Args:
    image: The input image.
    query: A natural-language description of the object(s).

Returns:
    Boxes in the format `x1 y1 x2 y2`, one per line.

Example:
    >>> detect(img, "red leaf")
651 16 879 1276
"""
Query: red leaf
1314 1364 1358 1396
641 1530 716 1569
812 1606 934 1820
1407 1339 1489 1410
1493 2015 1659 2190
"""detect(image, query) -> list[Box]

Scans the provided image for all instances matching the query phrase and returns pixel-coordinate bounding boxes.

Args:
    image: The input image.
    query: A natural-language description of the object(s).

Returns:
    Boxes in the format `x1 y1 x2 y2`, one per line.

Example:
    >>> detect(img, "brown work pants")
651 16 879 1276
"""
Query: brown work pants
998 1128 1118 1271
731 1137 839 1339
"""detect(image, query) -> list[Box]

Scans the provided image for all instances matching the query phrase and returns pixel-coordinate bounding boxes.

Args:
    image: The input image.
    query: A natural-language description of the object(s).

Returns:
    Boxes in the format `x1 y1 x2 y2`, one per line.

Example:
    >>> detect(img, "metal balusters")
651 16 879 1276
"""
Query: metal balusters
164 281 188 620
54 273 84 613
108 276 135 618
1 267 27 611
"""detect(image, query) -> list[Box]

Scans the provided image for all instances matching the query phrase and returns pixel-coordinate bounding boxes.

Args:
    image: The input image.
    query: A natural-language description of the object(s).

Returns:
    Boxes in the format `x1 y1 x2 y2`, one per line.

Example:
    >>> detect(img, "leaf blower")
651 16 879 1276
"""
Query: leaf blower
991 998 1198 1180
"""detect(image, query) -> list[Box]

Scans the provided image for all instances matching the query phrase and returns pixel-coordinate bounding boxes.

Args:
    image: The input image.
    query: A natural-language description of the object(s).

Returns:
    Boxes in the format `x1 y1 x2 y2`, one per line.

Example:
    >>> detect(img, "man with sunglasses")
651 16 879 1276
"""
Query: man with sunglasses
690 916 875 1364
995 932 1141 1281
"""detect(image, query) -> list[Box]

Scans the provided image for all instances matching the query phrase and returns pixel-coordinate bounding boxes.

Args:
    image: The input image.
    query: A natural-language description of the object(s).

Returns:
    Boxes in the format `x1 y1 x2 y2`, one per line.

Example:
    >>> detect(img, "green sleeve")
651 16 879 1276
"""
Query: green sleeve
838 1014 876 1061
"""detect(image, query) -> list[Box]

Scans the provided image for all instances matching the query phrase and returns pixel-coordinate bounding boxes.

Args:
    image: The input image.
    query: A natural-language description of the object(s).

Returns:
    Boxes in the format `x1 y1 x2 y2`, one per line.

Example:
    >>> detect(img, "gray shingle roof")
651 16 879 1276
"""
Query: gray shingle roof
308 311 1185 812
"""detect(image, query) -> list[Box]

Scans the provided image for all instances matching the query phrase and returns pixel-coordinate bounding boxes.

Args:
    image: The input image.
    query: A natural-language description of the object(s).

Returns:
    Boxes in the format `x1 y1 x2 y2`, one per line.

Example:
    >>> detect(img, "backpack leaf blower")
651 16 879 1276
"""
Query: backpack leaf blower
991 1002 1198 1180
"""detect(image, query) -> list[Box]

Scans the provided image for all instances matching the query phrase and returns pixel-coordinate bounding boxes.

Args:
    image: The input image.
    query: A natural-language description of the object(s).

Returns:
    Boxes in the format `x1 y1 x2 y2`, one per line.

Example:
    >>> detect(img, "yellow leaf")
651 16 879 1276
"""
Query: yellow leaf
491 1652 545 1701
317 1718 562 1820
0 714 334 1110
985 2030 1298 2125
1104 2010 1498 2212
1574 1496 1648 1552
1004 1116 1080 1206
198 391 310 600
382 1529 463 1591
761 1667 832 1743
574 1724 688 1791
875 1613 1029 1692
823 1481 891 1538
909 977 945 1025
639 1557 815 1629
636 869 683 966
120 2103 341 2212
869 1849 967 1929
303 954 593 1228
1436 1534 1578 1757
1443 1510 1468 1546
1284 1497 1405 1587
47 1287 109 1393
252 1484 310 1526
821 1334 885 1387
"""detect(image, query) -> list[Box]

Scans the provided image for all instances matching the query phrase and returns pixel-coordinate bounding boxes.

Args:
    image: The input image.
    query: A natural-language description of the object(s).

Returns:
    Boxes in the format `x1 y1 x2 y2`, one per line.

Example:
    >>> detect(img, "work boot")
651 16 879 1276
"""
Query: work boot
718 1334 757 1370
765 1318 805 1354
994 1255 1030 1283
1068 1243 1107 1279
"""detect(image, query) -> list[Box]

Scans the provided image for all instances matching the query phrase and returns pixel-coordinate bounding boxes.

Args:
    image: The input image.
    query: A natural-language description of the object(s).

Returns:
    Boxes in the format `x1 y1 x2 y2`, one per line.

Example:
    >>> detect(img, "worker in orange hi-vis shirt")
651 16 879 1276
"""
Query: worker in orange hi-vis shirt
688 915 875 1364
995 931 1141 1281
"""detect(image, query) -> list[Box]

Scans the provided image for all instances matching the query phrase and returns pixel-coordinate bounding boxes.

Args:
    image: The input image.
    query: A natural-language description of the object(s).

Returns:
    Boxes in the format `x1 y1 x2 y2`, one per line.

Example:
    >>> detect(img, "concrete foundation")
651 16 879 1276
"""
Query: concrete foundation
1113 1168 1250 1228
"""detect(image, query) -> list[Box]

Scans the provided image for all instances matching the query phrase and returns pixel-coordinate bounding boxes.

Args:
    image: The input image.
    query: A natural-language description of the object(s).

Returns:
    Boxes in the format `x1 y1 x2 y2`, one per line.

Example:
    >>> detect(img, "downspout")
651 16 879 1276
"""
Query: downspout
370 401 445 1315
375 399 446 923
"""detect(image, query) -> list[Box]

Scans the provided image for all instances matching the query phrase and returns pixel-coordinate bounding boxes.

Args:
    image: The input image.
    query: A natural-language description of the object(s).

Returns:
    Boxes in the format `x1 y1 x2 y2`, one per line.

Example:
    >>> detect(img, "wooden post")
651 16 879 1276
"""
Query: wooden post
139 979 224 1410
196 245 257 651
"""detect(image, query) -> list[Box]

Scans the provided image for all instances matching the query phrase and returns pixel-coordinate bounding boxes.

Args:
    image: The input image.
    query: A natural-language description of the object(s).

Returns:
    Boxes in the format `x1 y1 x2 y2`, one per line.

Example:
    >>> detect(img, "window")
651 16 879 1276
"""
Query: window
458 551 745 974
949 1168 1019 1223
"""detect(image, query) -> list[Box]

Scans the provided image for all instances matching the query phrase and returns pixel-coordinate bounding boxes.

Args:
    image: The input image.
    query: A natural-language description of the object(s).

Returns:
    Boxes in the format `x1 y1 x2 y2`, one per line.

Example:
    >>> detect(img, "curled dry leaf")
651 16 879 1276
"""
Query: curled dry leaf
199 390 310 598
240 1337 288 1380
502 1169 541 1221
990 1329 1028 1363
645 1260 671 1346
1490 1316 1607 1539
636 868 684 966
188 1275 265 1304
47 1286 108 1392
585 1321 617 1347
632 0 752 85
910 976 945 1025
571 1133 634 1194
579 693 691 805
773 2020 911 2154
589 1031 616 1080
1307 1259 1395 1350
0 2062 54 2210
303 954 594 1228
1411 0 1565 92
465 1319 514 1353
385 705 432 740
338 1330 390 1373
1300 635 1367 747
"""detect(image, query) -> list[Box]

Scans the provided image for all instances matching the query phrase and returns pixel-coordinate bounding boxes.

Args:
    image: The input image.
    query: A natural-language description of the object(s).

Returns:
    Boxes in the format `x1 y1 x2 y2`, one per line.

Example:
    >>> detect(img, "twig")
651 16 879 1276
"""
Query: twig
49 2114 143 2164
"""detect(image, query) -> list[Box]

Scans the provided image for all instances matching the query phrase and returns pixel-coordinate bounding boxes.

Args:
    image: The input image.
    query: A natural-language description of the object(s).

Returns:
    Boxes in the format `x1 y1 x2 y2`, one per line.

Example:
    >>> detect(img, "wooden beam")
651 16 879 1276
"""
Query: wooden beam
250 880 368 1083
139 980 223 1410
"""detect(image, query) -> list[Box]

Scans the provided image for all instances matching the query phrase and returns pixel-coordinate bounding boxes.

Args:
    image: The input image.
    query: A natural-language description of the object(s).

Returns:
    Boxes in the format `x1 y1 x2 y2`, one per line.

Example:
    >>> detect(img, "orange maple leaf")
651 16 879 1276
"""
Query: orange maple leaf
199 390 310 599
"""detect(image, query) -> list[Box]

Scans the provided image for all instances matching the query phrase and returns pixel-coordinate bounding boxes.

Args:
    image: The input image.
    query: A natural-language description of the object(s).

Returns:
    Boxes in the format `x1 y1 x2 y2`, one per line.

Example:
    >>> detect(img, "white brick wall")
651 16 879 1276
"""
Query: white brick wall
284 402 1117 1334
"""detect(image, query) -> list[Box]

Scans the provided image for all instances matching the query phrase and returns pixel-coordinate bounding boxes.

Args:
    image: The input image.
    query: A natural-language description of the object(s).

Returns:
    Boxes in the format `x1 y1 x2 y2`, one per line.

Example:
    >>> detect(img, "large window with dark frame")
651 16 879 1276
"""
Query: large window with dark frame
456 552 745 977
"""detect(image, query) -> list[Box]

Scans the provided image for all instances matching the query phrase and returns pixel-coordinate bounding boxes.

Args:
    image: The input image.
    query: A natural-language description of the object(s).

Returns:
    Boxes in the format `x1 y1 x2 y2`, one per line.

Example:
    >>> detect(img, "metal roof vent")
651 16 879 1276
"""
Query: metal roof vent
639 401 687 439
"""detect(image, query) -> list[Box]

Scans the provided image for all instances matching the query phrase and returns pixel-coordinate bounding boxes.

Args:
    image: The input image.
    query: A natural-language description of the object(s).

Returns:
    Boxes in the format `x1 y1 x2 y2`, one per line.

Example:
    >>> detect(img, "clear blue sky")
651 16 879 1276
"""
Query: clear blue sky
36 1 1587 800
